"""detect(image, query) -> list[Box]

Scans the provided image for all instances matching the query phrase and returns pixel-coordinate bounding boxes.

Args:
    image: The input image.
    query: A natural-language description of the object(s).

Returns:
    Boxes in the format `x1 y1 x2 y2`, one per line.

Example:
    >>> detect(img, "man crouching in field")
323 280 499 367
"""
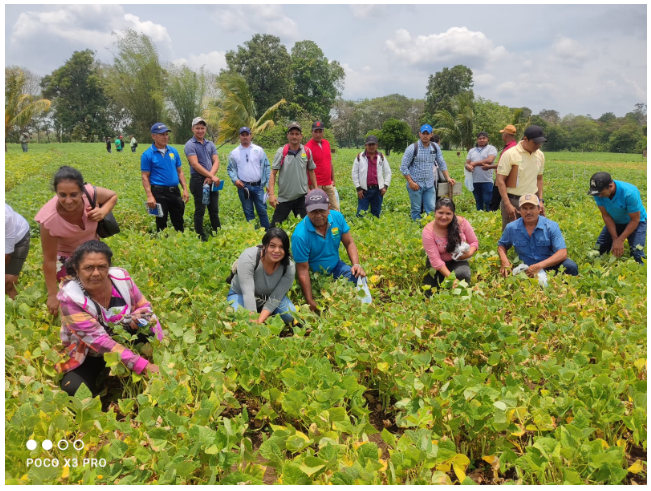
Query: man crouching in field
497 194 578 281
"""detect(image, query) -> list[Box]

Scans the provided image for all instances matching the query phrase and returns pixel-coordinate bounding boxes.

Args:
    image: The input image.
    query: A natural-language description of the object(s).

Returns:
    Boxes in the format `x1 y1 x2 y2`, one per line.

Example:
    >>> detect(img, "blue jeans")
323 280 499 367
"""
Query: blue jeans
329 259 358 283
407 183 436 221
472 182 493 211
238 184 270 230
546 258 579 276
357 187 384 218
595 221 647 264
227 290 296 324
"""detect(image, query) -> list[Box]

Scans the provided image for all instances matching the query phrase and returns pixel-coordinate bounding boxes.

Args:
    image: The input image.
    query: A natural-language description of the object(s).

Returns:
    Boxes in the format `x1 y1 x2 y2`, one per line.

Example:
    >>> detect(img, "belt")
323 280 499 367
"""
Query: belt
152 185 178 192
241 180 261 186
507 193 521 199
367 184 379 189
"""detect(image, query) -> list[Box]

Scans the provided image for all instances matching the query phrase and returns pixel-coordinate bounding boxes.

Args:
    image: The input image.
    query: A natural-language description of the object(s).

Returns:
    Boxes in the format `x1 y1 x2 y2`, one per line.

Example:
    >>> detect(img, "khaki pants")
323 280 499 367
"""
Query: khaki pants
500 195 521 231
318 184 339 211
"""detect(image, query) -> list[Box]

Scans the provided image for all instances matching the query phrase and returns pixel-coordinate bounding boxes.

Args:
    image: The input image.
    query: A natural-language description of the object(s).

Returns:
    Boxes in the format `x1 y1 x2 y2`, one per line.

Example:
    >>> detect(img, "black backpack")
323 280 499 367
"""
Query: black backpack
409 141 438 166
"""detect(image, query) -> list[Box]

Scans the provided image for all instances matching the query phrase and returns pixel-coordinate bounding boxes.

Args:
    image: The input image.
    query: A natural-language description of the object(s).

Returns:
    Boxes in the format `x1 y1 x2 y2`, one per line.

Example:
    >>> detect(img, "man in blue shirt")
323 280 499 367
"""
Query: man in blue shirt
141 122 189 232
498 194 578 278
292 189 369 312
184 117 221 241
400 125 455 221
589 172 647 264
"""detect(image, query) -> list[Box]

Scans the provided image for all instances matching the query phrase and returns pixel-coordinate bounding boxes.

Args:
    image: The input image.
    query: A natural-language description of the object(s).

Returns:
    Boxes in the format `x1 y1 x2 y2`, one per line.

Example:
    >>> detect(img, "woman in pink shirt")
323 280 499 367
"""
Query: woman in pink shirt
35 166 117 315
422 198 478 296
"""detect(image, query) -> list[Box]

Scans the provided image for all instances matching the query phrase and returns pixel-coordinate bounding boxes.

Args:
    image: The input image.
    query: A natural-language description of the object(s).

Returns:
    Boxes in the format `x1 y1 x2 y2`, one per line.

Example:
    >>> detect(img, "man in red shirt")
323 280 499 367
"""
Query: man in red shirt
489 125 518 211
304 121 339 210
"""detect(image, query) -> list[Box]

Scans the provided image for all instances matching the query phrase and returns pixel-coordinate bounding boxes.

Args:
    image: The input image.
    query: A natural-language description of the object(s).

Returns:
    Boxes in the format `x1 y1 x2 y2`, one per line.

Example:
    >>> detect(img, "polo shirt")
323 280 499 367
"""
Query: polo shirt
291 210 351 274
305 139 333 186
496 142 544 196
594 180 647 224
466 144 498 183
271 144 316 203
141 144 181 187
184 136 217 175
498 216 566 266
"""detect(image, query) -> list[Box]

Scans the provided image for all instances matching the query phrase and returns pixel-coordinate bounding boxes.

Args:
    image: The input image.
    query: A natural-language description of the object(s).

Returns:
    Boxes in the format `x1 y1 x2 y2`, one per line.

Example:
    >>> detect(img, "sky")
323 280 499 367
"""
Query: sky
4 3 647 118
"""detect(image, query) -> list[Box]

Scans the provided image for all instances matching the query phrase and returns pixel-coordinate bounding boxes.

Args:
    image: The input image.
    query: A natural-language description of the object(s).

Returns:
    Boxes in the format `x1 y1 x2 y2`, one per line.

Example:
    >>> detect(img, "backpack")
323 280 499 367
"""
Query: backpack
225 245 288 284
409 141 438 166
280 144 312 167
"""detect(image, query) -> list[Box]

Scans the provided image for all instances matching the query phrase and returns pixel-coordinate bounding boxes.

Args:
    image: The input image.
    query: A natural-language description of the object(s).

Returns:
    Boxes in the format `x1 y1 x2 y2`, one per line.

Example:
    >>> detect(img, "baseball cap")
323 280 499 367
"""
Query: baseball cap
519 194 540 206
305 189 329 212
365 135 379 144
523 125 547 143
587 172 613 195
500 124 517 135
151 123 171 134
287 122 302 133
239 126 251 134
312 121 325 130
420 124 433 134
192 117 206 126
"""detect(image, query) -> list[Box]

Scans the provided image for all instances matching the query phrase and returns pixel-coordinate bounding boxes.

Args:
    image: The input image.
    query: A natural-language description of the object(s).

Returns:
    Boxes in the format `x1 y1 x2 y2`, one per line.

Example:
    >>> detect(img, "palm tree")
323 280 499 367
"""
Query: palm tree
510 108 531 139
210 72 285 144
5 67 51 149
433 92 475 151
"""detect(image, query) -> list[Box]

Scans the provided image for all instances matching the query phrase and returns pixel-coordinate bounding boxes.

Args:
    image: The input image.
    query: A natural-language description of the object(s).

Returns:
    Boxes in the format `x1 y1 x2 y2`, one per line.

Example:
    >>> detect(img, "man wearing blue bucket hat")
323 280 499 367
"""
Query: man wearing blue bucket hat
400 124 455 220
141 122 189 232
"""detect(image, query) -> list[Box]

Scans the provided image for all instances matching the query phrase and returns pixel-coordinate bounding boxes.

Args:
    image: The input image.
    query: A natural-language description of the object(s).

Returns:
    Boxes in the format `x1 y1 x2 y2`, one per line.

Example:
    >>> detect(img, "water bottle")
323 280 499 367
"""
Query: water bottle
202 184 210 204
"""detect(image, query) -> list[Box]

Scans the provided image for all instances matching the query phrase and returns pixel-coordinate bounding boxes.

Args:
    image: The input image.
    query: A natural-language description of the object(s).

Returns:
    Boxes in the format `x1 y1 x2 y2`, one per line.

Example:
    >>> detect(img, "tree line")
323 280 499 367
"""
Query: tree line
5 32 647 154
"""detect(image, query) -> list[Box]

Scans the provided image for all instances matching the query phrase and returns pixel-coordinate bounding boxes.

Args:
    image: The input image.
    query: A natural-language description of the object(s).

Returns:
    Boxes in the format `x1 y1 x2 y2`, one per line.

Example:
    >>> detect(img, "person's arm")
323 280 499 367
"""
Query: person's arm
268 169 279 208
611 211 641 257
526 249 568 277
400 145 419 190
496 174 517 220
207 152 221 186
186 154 213 179
127 278 164 340
87 186 118 222
381 156 392 195
39 224 60 315
308 169 317 190
296 262 316 312
422 224 449 277
481 155 497 170
141 171 157 209
341 232 365 278
177 166 189 203
536 175 545 216
260 262 296 323
236 249 259 313
352 156 361 190
227 152 241 186
497 245 512 277
435 145 454 186
261 153 271 190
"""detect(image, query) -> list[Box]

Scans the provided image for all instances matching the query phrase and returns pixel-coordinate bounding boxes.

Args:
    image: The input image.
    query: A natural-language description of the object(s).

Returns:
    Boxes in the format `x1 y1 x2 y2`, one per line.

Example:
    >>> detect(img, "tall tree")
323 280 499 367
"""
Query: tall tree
105 29 166 140
290 40 345 126
331 98 362 148
473 98 514 146
166 64 206 143
224 34 291 116
215 72 285 144
5 67 51 146
41 50 110 142
424 65 474 117
433 92 475 151
537 109 561 125
378 118 413 156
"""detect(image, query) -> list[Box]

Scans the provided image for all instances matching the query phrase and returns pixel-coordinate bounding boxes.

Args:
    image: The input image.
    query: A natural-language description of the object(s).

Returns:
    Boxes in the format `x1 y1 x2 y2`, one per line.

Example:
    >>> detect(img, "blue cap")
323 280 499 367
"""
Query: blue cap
151 123 171 134
239 127 251 134
420 124 433 134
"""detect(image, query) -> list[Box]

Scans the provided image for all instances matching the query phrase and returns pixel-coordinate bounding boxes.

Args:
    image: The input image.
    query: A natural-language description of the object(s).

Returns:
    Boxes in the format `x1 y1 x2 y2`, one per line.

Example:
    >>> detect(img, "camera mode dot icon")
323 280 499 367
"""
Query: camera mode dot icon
58 439 69 450
26 440 37 451
42 439 53 450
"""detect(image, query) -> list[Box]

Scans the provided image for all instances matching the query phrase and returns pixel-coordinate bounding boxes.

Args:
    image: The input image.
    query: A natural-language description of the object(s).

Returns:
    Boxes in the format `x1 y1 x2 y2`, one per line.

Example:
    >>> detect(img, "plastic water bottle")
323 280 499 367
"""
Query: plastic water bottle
202 184 210 204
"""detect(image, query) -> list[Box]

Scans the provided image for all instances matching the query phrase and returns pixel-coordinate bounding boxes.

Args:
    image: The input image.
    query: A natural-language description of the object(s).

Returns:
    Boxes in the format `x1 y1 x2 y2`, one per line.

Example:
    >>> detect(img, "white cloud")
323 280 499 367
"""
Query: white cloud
550 36 589 67
211 5 298 41
385 27 507 67
474 73 495 86
173 51 228 74
350 5 386 18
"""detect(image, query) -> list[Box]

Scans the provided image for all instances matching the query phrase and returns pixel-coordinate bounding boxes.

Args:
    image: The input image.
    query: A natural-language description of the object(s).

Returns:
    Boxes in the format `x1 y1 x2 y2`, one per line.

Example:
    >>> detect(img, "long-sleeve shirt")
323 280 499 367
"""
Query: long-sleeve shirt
400 141 448 188
422 217 479 270
56 268 164 375
230 246 296 313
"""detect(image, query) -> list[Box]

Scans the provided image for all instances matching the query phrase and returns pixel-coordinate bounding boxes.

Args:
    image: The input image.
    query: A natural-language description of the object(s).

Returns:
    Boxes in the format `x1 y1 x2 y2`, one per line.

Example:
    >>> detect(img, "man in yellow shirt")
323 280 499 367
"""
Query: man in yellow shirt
495 125 546 230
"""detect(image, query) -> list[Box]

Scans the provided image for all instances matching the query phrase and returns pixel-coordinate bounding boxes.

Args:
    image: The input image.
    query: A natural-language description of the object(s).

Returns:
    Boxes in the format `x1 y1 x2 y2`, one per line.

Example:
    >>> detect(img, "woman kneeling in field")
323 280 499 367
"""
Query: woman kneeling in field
228 228 297 324
56 241 162 397
422 198 478 296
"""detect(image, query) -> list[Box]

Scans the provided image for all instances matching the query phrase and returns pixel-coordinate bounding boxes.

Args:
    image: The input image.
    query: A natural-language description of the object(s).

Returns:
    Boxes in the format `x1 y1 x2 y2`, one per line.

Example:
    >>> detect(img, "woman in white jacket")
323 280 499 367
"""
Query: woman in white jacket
351 135 392 218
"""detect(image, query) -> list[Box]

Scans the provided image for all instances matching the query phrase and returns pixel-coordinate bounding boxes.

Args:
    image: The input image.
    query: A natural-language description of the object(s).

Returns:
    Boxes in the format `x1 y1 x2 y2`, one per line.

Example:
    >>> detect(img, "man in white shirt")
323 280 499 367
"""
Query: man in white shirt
465 131 498 211
5 203 31 299
227 127 271 230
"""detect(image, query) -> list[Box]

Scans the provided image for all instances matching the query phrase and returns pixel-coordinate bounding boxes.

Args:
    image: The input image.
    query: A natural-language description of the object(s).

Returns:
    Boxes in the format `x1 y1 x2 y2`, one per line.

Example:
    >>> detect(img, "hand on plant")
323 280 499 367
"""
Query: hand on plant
308 301 319 313
351 264 366 278
500 261 512 277
611 238 625 257
147 363 159 374
47 294 60 316
525 263 543 277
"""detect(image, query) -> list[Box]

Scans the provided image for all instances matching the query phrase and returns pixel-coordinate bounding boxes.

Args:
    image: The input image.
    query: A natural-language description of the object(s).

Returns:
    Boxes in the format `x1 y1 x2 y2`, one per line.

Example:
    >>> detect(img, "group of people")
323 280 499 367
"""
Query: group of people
4 119 647 398
105 135 137 154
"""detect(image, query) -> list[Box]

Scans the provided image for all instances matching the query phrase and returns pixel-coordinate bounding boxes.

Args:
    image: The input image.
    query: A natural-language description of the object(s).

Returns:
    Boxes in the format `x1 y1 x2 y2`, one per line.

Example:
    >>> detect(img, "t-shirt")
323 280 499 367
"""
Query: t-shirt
130 138 137 147
304 139 333 186
115 139 123 150
496 142 544 196
291 211 350 274
5 204 30 254
141 144 181 187
466 145 498 183
271 145 316 203
594 180 647 224
230 246 296 313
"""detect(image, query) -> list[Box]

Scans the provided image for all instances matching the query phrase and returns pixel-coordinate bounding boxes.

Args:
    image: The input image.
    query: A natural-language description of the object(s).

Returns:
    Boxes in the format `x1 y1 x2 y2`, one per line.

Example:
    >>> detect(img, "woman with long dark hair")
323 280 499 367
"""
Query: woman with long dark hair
421 198 478 294
35 166 118 315
56 240 163 396
227 227 297 324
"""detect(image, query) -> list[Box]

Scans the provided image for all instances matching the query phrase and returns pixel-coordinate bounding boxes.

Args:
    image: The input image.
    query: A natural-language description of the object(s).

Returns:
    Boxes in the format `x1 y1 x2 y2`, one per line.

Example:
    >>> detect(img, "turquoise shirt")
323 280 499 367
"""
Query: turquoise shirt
291 211 351 274
594 180 647 224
